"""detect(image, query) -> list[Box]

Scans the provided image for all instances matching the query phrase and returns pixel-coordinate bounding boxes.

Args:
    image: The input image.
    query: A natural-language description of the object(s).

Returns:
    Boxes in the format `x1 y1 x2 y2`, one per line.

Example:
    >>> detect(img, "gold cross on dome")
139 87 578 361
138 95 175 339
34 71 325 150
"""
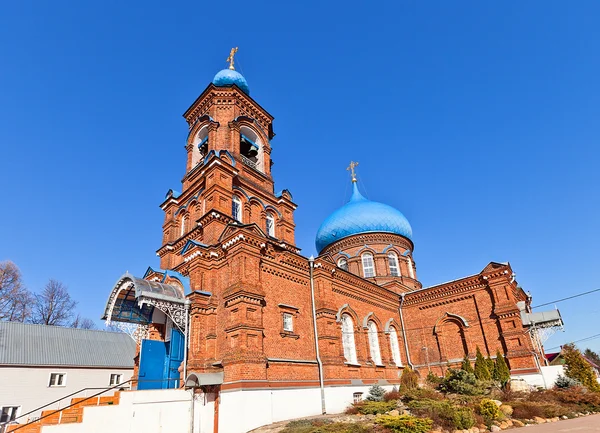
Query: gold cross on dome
227 47 239 70
347 161 359 182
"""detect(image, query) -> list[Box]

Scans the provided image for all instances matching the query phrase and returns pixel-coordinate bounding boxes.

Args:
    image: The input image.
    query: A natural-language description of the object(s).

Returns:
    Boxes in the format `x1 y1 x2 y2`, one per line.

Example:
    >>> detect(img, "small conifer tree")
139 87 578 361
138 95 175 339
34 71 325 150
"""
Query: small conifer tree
366 384 386 401
493 350 511 385
400 366 419 390
563 343 600 392
486 356 495 374
474 347 491 380
462 354 474 374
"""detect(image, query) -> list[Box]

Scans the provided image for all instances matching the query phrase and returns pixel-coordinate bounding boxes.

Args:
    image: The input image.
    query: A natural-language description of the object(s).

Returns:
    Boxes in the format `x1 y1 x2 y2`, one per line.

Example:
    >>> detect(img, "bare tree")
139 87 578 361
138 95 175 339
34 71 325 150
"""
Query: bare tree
0 261 33 322
71 314 97 329
31 279 77 326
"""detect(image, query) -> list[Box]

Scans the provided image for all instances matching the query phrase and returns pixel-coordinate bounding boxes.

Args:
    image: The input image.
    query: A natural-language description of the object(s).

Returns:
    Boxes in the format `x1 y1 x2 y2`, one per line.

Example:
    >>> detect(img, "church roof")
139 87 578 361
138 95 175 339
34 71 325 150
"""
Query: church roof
212 69 250 95
315 182 412 253
0 321 136 368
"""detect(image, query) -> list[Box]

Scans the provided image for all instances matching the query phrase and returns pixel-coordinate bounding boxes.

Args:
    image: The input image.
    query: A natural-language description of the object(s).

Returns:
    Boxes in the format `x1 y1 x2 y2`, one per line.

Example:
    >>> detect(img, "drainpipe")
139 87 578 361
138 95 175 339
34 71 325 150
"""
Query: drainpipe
183 299 191 384
309 256 326 414
399 293 414 369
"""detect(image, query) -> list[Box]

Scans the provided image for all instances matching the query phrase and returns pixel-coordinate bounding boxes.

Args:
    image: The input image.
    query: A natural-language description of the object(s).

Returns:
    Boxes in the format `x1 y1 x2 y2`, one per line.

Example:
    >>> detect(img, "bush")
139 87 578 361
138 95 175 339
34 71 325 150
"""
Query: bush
355 400 398 415
399 367 419 391
384 389 402 402
376 415 433 433
452 407 476 429
478 399 500 425
555 374 581 389
281 419 373 433
406 398 474 430
426 371 442 387
439 369 485 395
366 385 386 402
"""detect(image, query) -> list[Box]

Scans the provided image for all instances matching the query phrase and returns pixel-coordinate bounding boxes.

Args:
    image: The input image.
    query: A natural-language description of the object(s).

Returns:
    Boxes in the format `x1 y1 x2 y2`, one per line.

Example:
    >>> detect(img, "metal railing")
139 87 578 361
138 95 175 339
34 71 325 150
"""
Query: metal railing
240 154 258 170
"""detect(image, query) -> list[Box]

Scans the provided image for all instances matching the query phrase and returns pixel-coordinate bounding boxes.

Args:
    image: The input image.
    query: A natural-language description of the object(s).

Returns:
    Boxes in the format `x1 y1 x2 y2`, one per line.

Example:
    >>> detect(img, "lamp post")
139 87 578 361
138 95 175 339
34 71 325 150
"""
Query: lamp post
183 299 191 384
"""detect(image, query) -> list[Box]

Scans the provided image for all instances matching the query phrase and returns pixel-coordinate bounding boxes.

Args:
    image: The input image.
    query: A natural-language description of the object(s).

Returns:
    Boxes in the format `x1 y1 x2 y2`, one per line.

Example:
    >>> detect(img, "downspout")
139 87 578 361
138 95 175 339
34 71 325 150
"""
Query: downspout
309 256 326 414
399 293 414 369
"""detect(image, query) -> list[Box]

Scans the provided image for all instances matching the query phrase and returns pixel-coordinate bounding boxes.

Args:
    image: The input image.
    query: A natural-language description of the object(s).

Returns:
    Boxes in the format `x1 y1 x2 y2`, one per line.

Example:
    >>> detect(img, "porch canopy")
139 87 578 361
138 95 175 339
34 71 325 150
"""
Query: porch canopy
102 273 187 342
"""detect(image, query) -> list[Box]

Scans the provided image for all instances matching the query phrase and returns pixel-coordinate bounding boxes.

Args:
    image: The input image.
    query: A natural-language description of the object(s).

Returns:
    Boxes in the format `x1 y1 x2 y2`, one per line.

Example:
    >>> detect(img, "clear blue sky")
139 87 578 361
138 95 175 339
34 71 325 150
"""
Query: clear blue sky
1 1 599 353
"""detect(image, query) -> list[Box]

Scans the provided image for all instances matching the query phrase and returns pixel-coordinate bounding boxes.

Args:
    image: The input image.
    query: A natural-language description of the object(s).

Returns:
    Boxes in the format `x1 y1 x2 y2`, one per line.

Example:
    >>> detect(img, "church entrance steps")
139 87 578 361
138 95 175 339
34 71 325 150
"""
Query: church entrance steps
7 393 121 433
36 389 195 433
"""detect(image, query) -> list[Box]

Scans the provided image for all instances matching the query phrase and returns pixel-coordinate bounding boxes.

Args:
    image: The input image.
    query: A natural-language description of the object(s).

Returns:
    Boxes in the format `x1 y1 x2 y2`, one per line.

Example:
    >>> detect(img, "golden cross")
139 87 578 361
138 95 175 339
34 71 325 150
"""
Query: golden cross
347 161 359 182
227 47 239 70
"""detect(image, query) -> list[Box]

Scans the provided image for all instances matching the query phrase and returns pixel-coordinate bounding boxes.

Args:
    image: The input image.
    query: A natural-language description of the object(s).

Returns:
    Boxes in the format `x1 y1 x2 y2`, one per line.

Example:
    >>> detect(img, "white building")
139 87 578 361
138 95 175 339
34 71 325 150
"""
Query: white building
0 322 135 427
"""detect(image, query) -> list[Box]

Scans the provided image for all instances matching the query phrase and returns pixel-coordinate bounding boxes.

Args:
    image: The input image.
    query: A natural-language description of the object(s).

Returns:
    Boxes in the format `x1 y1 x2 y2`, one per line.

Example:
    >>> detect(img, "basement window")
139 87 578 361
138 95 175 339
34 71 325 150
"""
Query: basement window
49 373 66 387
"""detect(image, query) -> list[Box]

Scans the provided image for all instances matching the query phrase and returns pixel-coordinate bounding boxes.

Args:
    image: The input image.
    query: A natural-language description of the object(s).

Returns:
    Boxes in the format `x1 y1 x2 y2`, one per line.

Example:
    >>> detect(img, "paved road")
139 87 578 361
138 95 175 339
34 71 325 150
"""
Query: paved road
519 415 600 432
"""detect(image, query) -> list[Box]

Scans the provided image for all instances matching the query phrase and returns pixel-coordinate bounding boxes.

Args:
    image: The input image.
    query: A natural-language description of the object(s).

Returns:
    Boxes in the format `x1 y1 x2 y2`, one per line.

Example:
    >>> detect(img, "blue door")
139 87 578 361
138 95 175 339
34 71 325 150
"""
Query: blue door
164 328 185 389
138 339 167 390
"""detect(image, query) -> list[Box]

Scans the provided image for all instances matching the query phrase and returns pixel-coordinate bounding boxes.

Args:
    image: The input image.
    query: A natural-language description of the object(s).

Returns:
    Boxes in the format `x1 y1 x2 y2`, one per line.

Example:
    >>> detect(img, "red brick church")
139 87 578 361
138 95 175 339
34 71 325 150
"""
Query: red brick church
102 51 560 432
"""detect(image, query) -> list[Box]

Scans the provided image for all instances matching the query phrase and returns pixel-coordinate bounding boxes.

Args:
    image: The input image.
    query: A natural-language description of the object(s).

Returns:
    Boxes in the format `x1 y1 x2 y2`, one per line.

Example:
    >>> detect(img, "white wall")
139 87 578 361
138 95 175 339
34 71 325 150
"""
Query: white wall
0 366 133 422
512 365 565 389
219 384 394 433
42 389 193 433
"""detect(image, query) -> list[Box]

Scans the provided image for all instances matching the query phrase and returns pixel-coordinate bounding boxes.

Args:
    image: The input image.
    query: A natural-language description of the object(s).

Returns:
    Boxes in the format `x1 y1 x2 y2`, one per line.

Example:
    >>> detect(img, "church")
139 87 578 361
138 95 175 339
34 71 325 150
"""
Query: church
102 50 561 433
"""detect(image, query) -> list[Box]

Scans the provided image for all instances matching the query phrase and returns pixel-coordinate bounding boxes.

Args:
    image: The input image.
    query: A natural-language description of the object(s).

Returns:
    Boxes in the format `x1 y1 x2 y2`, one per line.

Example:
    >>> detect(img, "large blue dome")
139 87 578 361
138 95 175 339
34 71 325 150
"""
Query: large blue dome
212 69 250 95
315 183 412 253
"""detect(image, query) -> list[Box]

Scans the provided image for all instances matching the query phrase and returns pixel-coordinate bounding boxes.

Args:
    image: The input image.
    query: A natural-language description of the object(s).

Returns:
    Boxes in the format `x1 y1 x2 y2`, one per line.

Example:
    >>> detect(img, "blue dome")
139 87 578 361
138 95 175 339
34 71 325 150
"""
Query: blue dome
315 183 412 253
212 69 250 95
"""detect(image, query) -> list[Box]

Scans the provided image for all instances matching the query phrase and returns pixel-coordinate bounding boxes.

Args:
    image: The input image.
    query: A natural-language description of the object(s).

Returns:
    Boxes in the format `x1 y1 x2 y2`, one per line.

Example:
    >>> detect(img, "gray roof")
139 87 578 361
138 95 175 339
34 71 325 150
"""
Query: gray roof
0 321 136 368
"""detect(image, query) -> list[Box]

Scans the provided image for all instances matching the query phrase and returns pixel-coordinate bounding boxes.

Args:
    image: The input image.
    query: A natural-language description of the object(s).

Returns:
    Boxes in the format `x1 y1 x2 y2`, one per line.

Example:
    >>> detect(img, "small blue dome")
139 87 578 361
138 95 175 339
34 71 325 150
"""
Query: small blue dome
212 69 250 95
315 183 412 253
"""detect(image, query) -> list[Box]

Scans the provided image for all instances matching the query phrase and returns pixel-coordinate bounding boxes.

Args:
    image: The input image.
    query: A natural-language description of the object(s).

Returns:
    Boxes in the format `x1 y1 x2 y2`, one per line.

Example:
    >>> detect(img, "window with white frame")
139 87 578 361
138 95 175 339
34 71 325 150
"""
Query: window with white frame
109 374 123 386
48 373 66 387
341 314 358 364
367 320 382 365
337 257 348 271
388 252 400 277
266 212 275 237
1 406 19 423
389 326 402 366
282 313 293 332
232 196 242 222
362 252 375 278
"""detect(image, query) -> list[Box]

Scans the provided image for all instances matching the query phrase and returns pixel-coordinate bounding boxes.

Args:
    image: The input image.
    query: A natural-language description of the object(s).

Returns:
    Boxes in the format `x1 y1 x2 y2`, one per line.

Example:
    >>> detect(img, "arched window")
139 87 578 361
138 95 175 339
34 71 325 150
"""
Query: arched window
362 252 375 278
266 212 275 237
407 256 415 279
192 126 209 167
239 126 263 172
367 320 382 365
180 214 186 237
389 326 402 366
341 314 358 364
388 252 400 277
337 257 348 271
232 196 242 222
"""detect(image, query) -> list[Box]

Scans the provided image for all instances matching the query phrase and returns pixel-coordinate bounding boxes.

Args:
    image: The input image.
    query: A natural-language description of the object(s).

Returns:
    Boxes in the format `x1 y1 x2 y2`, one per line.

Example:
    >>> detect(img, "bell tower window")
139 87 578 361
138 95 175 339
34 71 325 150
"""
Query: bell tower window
232 196 242 223
239 126 262 172
266 212 275 237
192 126 209 168
362 252 375 278
388 252 400 277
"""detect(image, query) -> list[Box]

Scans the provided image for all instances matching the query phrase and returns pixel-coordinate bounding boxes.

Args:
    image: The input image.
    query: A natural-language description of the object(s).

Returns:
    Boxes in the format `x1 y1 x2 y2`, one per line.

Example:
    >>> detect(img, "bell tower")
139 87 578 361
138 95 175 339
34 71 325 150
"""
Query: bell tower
157 49 297 271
